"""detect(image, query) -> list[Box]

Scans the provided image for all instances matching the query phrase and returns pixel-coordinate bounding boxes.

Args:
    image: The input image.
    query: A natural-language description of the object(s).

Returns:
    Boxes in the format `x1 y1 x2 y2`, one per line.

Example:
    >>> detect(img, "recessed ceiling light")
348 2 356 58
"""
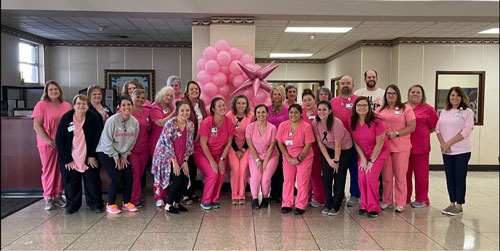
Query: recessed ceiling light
269 53 313 58
285 27 352 33
479 28 499 34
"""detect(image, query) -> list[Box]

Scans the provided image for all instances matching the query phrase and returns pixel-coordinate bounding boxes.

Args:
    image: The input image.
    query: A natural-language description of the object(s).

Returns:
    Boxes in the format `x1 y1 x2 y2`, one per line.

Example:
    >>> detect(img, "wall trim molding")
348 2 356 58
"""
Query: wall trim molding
1 25 49 45
193 16 255 26
256 58 326 64
48 40 192 48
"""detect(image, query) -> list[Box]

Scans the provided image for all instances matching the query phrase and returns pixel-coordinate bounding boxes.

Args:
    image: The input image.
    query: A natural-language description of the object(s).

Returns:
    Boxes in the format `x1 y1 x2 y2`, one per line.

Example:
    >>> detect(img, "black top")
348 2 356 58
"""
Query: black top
88 103 113 130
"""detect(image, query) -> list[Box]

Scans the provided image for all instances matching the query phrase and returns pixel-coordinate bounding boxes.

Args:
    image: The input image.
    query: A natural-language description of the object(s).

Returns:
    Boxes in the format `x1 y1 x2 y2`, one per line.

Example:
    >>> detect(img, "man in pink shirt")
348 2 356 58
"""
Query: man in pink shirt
330 75 360 207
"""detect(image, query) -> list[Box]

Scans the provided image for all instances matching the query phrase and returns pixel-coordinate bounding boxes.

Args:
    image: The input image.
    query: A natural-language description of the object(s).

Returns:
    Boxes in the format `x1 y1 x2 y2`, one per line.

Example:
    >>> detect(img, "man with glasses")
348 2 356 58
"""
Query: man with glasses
354 70 385 111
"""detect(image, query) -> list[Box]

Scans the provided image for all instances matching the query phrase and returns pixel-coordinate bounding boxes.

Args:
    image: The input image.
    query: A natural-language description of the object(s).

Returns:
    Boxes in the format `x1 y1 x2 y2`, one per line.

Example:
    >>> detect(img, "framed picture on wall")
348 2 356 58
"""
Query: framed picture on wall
435 71 485 125
105 69 155 101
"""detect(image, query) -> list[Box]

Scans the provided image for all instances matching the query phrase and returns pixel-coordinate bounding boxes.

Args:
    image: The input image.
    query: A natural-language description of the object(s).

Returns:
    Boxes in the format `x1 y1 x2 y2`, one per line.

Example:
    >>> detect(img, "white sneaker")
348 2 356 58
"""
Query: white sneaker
309 199 321 208
44 198 54 211
156 200 165 207
53 196 67 208
347 197 359 207
380 203 394 210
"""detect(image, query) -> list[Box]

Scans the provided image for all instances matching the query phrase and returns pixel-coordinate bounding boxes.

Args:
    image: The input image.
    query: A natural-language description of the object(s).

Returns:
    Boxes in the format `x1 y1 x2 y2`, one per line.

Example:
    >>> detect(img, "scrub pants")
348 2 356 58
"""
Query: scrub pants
322 147 354 211
248 153 279 199
443 152 471 204
382 151 410 207
60 164 103 211
130 150 150 205
38 145 64 200
98 152 133 205
195 149 225 204
228 149 249 200
308 144 325 204
407 152 430 205
358 150 389 213
282 157 313 210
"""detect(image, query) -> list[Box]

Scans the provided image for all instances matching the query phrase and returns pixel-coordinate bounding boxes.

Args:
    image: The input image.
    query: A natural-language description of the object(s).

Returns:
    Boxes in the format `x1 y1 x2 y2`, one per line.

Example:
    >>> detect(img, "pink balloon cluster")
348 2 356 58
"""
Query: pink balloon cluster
196 40 272 111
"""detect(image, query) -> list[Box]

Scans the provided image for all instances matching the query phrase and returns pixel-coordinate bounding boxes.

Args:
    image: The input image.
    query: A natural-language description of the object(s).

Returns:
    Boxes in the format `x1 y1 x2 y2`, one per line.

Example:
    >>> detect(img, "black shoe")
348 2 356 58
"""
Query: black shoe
358 209 368 215
252 199 260 210
176 204 188 212
276 198 283 203
294 208 305 215
166 205 179 214
65 208 77 215
281 207 292 214
93 207 104 213
260 198 269 208
367 211 380 218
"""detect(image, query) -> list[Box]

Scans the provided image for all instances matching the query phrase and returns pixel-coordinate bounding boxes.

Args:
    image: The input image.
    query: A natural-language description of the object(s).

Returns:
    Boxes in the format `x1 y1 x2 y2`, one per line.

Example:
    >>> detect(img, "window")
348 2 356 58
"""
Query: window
19 41 39 84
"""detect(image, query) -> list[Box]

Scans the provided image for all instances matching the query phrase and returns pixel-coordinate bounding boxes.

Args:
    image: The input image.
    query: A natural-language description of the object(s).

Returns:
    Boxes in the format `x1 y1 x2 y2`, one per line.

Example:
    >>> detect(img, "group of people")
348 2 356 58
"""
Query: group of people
32 70 474 218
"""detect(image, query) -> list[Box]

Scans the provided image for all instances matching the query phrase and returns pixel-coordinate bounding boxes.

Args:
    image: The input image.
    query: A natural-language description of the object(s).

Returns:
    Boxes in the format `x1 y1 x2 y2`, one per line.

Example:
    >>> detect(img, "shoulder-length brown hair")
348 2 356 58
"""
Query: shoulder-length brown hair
351 96 378 131
41 80 64 103
379 84 405 112
445 86 470 111
407 84 426 104
231 95 250 116
184 81 201 100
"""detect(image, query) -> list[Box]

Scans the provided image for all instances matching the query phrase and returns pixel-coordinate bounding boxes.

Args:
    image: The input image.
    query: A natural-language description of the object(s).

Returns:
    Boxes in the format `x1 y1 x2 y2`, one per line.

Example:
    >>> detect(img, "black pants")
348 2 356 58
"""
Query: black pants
167 169 189 205
270 146 283 200
183 155 198 198
98 152 133 205
60 163 103 211
322 146 354 211
443 152 471 204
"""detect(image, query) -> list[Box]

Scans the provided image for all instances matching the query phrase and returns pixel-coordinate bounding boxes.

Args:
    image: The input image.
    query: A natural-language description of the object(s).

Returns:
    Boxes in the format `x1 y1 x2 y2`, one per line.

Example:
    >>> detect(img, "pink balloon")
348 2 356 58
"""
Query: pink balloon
205 60 220 74
240 53 254 65
196 58 206 71
255 90 268 103
197 70 212 84
229 60 243 75
229 47 244 60
216 51 231 66
232 75 246 88
215 40 231 52
227 73 235 83
203 82 218 97
212 72 227 87
245 63 261 71
243 88 253 98
220 66 230 75
218 85 230 96
203 46 217 60
200 94 211 105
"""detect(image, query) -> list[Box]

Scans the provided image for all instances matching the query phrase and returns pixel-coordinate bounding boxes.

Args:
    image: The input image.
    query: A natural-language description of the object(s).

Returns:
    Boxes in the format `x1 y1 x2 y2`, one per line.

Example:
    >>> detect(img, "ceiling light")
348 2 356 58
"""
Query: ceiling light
479 28 499 34
285 27 352 33
269 53 313 58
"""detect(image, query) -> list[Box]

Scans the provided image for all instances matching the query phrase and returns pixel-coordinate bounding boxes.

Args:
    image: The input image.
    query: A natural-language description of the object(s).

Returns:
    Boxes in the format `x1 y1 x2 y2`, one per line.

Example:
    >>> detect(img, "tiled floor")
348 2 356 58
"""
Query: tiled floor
1 171 499 250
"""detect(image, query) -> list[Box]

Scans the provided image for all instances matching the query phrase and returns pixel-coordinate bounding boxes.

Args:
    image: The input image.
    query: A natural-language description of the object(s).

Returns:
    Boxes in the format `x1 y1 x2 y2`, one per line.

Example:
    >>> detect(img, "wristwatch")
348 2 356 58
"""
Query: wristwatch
395 131 400 137
220 157 225 161
369 158 375 163
333 160 339 164
255 158 261 163
183 159 187 163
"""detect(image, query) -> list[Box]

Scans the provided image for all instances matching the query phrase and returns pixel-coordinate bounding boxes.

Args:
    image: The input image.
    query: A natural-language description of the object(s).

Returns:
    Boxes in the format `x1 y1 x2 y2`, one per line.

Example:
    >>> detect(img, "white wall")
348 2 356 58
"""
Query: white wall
260 63 325 81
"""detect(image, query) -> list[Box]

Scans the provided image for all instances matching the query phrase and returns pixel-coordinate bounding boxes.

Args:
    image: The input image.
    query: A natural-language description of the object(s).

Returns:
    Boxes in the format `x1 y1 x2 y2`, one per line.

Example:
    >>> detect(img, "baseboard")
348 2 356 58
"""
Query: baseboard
430 165 499 171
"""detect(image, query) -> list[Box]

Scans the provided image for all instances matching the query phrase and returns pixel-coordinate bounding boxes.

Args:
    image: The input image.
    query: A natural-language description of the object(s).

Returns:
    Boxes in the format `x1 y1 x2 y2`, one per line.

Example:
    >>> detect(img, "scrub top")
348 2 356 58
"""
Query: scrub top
276 120 316 161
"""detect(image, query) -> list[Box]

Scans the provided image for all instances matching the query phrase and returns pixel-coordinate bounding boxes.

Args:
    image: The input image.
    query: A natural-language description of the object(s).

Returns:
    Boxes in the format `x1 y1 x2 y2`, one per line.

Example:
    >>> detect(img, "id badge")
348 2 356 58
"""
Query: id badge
285 140 293 146
67 125 75 132
235 124 239 129
454 112 463 117
163 109 168 114
308 115 315 120
395 111 402 115
346 103 353 109
211 127 218 136
177 132 182 137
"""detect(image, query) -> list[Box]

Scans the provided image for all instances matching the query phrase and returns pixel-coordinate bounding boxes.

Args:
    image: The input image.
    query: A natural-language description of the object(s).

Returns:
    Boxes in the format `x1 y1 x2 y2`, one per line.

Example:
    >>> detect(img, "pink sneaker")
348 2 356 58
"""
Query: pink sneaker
122 202 138 212
106 203 121 214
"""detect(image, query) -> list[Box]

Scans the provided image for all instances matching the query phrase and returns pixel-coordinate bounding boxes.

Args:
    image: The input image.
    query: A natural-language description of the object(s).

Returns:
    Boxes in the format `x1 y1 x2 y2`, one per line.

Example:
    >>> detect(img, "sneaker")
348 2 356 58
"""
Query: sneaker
367 211 380 218
321 207 330 214
411 201 427 208
238 199 246 205
122 202 138 212
44 198 54 211
93 207 104 213
347 197 360 207
281 207 292 214
165 205 179 214
446 206 463 216
309 199 321 208
294 208 305 215
200 203 212 210
135 202 144 208
358 209 368 215
53 196 67 208
441 205 454 214
260 198 269 208
176 204 188 212
380 203 394 210
156 200 165 208
106 203 121 214
252 199 260 210
212 202 221 209
395 206 404 213
328 209 339 216
232 200 238 205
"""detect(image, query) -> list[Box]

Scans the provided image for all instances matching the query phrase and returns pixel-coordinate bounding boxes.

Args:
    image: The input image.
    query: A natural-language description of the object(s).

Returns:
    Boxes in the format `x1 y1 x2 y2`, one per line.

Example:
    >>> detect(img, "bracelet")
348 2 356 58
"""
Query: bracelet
220 157 225 161
183 159 187 163
395 131 400 137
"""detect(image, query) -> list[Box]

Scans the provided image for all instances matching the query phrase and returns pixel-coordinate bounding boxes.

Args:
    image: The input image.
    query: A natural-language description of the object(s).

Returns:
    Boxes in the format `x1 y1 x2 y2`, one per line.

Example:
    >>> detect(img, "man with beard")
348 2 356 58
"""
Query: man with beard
330 75 361 207
354 70 385 110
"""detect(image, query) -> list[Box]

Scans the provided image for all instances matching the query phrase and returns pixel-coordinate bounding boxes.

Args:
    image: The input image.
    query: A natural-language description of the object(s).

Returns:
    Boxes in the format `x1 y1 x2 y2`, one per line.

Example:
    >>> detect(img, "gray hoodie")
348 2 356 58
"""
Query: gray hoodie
96 113 139 160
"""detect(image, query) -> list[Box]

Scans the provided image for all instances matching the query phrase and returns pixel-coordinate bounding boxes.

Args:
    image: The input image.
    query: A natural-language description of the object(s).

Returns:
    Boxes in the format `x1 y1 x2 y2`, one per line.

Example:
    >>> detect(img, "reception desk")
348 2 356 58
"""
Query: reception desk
1 116 111 193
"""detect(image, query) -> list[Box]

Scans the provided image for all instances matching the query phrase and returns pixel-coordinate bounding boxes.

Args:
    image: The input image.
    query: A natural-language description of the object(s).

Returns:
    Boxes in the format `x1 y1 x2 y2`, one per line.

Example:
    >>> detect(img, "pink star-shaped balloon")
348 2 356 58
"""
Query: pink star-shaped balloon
230 61 280 96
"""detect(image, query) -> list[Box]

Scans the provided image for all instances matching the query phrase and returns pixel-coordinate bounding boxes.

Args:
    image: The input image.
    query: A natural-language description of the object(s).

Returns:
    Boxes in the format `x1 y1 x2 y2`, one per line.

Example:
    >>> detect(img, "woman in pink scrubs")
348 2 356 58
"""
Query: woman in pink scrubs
129 89 151 208
436 87 474 216
227 95 254 205
196 97 235 210
376 85 415 213
32 80 72 211
301 89 325 207
55 95 104 214
246 104 279 210
349 96 390 218
277 104 315 215
406 85 439 208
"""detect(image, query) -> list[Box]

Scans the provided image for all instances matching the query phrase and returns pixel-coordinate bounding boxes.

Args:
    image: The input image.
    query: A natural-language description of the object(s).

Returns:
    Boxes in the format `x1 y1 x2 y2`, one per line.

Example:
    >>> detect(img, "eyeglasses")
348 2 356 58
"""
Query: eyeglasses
386 92 397 96
356 104 369 107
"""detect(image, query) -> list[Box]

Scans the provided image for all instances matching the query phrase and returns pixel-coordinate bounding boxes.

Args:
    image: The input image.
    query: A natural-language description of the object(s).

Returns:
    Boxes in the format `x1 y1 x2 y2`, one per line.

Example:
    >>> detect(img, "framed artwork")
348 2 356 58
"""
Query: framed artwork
435 71 485 125
104 69 155 101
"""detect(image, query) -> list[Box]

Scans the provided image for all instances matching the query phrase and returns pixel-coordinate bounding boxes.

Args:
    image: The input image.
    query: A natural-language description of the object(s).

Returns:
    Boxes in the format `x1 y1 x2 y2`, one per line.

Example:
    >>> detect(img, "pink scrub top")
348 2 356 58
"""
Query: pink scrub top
131 107 151 153
227 111 254 149
312 117 353 150
376 104 415 153
32 100 73 147
174 126 188 162
410 103 439 154
149 102 173 152
71 117 89 173
267 105 289 129
349 118 390 158
301 109 318 125
276 120 316 161
436 108 474 155
245 121 278 159
330 95 358 129
198 116 236 155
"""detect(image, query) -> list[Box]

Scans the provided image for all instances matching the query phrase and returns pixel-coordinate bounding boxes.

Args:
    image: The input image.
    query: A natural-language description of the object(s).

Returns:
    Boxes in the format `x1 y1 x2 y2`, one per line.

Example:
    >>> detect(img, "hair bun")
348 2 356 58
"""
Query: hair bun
302 88 313 96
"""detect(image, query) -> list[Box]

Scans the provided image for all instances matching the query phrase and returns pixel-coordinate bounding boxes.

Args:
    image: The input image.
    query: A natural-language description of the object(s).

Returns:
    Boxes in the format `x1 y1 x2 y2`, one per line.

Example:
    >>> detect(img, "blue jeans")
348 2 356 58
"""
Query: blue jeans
443 152 471 204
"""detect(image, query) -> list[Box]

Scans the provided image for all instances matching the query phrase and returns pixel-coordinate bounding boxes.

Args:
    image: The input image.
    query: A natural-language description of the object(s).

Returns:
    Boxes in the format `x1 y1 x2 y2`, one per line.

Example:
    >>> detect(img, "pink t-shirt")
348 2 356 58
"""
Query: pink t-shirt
131 107 151 153
174 126 187 162
410 104 439 154
376 104 416 153
436 108 474 155
71 117 89 173
267 105 289 129
330 95 358 129
349 118 390 158
245 121 278 159
312 117 353 150
32 100 73 147
149 102 173 153
276 120 316 161
227 111 254 149
198 116 236 156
